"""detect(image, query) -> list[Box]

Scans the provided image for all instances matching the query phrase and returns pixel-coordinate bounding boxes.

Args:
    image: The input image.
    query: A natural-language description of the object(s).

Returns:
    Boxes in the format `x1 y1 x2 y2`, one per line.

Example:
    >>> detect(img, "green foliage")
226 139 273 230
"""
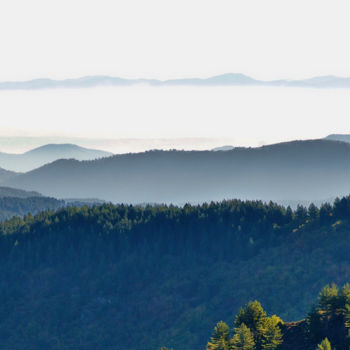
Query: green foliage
230 323 255 350
317 338 332 350
233 302 282 350
258 316 283 350
318 284 340 313
307 283 350 349
205 284 350 350
207 322 231 350
234 301 267 334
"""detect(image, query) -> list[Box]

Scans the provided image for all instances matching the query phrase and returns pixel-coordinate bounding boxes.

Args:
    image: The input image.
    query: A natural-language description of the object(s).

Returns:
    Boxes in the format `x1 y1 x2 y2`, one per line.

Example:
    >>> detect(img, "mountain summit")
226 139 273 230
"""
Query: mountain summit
0 144 112 172
25 143 111 158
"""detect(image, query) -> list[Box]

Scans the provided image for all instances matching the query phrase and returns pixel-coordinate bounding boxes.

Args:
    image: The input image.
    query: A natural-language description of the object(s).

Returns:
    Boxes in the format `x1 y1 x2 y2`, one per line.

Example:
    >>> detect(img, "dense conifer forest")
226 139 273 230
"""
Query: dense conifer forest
0 197 350 349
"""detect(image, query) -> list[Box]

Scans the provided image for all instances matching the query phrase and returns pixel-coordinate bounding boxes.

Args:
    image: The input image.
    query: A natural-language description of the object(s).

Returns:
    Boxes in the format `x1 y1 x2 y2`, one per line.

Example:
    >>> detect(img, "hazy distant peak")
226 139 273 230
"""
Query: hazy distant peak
0 143 113 172
25 143 110 155
204 73 259 84
211 145 235 151
26 143 79 153
164 73 260 86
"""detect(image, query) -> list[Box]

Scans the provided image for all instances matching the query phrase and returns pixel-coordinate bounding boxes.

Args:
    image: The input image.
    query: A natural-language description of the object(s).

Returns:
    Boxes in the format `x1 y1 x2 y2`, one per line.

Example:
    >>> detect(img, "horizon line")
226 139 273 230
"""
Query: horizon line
1 73 350 90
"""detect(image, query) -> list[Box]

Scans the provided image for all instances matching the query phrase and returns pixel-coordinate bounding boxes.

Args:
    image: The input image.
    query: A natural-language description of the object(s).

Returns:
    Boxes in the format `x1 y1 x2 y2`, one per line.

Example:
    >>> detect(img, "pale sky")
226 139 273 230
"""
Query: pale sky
1 0 350 152
1 85 350 152
0 0 350 81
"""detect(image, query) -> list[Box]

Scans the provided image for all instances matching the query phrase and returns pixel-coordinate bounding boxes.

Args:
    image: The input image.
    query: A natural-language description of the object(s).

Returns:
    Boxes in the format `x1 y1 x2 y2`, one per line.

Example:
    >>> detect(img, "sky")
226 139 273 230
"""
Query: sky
0 0 350 152
1 0 350 81
1 85 350 153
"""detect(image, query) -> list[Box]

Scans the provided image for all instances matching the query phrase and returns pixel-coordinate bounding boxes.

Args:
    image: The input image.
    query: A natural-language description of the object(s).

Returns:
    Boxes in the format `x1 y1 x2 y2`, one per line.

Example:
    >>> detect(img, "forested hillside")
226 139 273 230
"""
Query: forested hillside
0 196 64 220
5 139 350 203
0 186 42 198
0 186 63 220
1 197 350 349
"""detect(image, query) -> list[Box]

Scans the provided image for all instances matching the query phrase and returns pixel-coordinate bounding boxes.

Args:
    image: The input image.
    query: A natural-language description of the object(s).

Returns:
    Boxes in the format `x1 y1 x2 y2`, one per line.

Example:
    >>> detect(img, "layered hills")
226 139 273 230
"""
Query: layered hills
3 139 350 204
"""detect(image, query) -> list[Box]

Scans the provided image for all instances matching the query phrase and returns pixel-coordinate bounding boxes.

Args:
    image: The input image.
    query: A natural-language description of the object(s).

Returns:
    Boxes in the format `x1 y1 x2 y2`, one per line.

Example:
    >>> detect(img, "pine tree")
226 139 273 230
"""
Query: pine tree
340 283 350 310
318 284 340 315
234 301 284 350
234 301 266 333
295 205 308 224
207 321 231 350
258 315 283 350
308 203 319 220
230 323 255 350
317 338 331 350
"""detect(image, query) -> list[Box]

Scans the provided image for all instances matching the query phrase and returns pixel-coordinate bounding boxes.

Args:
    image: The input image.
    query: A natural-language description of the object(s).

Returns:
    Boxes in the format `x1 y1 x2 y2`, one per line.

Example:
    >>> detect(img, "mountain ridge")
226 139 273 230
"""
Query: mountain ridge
4 139 350 203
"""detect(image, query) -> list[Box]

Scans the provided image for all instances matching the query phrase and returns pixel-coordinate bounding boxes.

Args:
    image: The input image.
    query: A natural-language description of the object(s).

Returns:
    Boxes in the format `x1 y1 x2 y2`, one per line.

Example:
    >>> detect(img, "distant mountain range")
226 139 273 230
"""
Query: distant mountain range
0 144 113 172
3 139 350 204
2 74 350 90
